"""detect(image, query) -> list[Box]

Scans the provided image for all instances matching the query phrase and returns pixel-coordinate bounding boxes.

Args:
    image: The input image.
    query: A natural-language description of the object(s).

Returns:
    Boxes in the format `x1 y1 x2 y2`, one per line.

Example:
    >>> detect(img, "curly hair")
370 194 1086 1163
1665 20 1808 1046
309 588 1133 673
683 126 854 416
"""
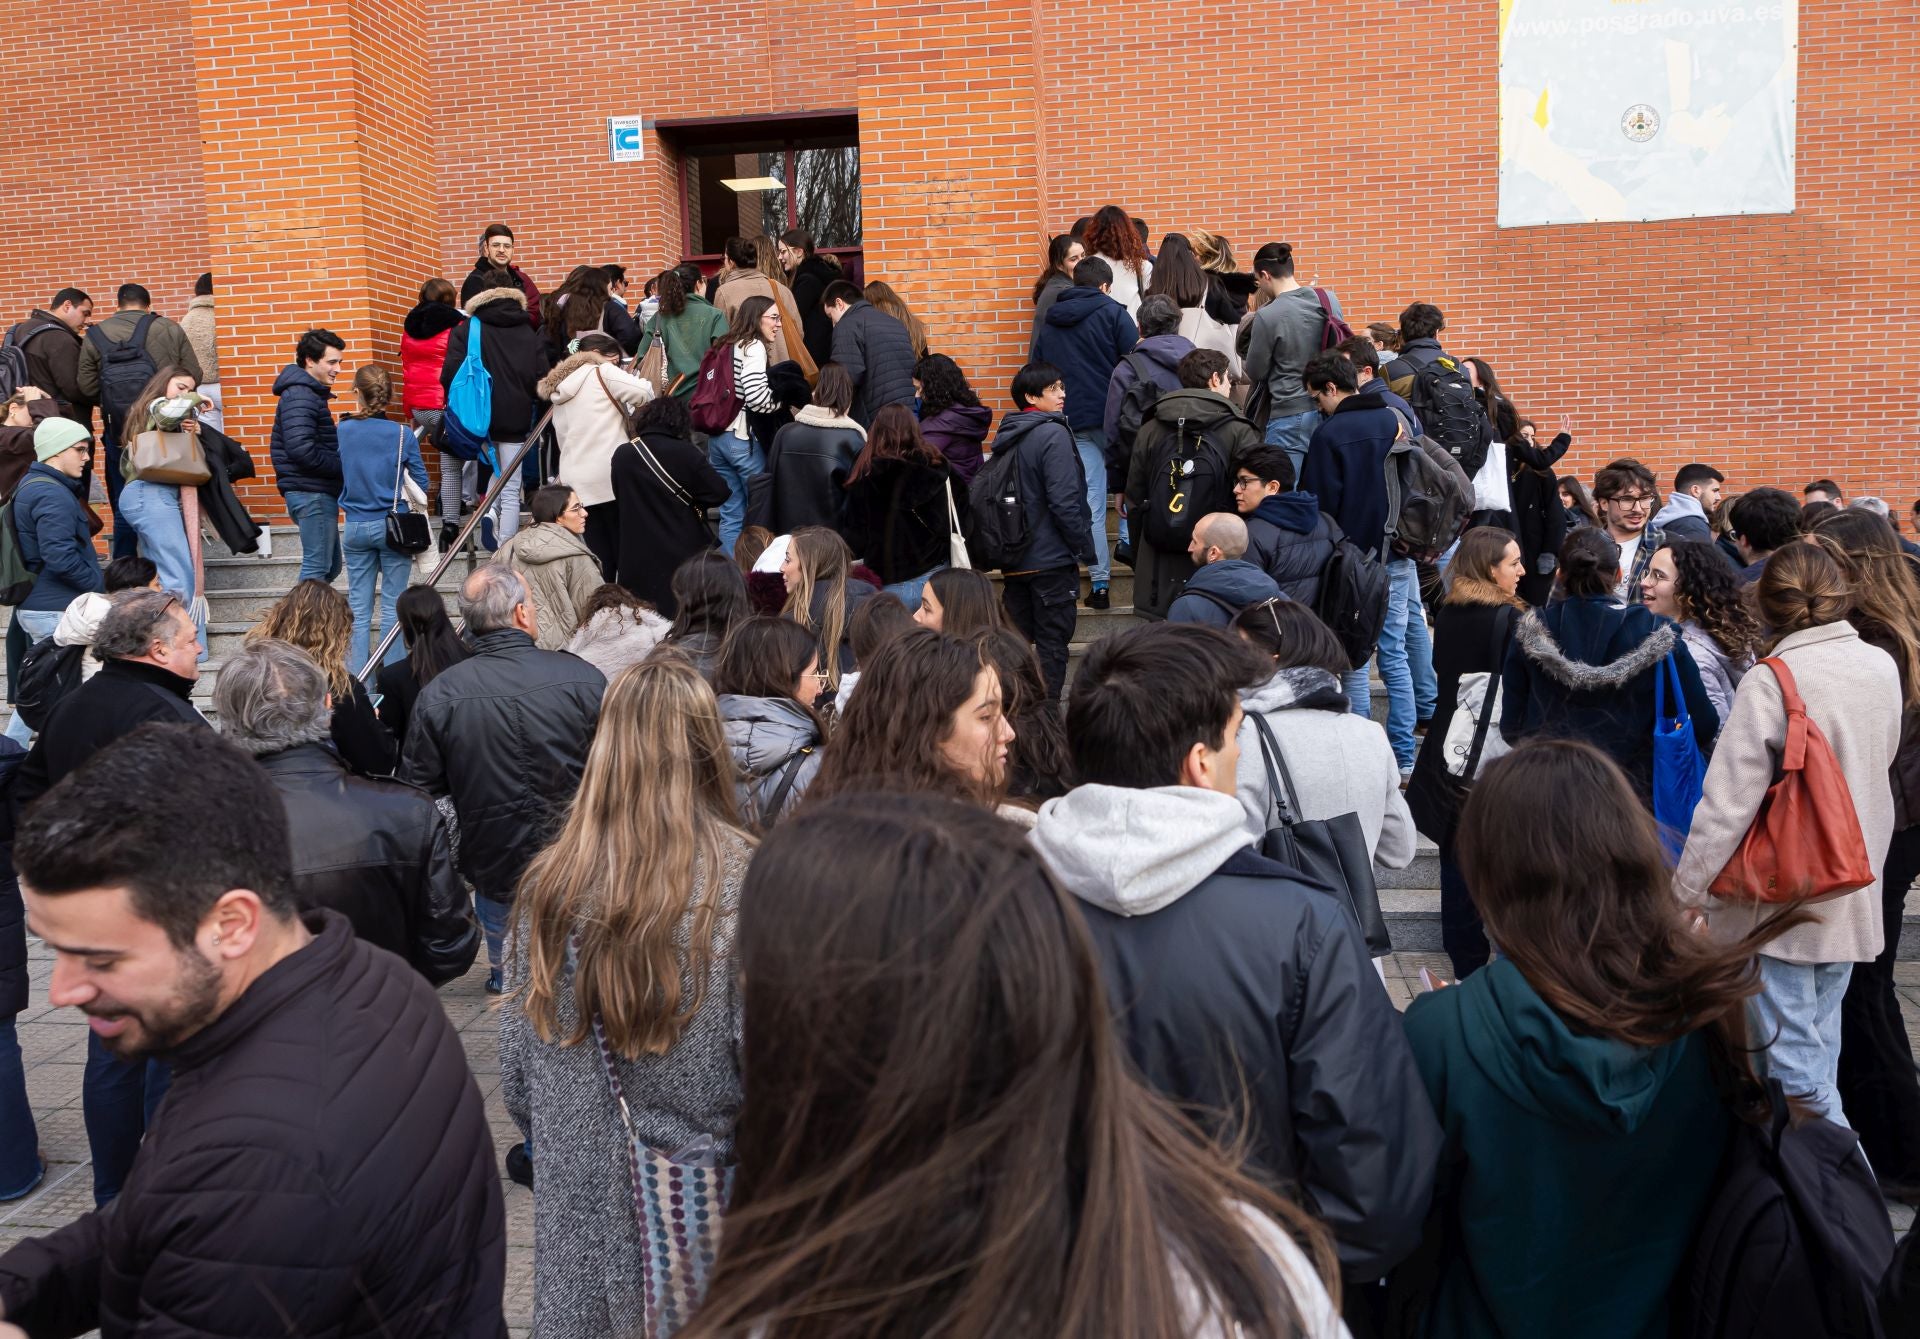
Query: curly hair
1661 539 1763 663
1082 204 1149 282
913 353 981 418
247 578 354 696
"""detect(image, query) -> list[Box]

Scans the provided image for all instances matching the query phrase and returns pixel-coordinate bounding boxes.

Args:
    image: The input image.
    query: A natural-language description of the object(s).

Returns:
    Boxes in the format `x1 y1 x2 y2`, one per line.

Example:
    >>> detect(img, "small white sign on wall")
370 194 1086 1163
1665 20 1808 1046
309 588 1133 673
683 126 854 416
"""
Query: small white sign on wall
608 116 644 163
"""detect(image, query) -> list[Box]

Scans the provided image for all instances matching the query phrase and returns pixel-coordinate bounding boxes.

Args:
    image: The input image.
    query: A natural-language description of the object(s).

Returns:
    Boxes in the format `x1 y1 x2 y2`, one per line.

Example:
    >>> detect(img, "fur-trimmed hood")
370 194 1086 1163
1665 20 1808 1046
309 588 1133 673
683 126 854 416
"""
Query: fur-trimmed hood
537 349 612 401
463 286 528 317
1513 603 1677 692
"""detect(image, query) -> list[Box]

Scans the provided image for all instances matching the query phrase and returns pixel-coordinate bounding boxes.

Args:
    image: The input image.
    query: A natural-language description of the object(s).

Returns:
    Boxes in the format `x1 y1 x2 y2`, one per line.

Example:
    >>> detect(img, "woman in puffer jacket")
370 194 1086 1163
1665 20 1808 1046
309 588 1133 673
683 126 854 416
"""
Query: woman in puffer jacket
492 484 605 650
713 616 826 829
537 332 654 579
400 278 465 535
564 582 671 681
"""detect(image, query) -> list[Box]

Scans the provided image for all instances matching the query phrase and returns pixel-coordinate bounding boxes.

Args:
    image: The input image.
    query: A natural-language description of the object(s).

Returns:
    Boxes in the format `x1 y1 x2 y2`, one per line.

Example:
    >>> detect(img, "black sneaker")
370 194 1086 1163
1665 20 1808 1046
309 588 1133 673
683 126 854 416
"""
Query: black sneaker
1087 586 1111 610
505 1142 533 1188
1115 542 1134 567
440 520 460 551
485 968 504 995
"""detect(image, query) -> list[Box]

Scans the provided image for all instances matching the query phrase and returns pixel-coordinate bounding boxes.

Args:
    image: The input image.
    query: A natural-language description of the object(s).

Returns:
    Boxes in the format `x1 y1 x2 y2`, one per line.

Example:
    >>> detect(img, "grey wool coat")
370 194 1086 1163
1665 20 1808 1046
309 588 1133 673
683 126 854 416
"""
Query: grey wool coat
499 837 750 1339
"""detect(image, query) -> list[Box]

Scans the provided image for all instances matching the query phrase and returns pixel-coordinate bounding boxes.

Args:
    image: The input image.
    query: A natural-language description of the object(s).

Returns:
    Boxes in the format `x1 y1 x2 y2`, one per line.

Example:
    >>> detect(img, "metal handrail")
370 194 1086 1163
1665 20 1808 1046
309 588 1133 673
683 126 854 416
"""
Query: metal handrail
354 406 557 683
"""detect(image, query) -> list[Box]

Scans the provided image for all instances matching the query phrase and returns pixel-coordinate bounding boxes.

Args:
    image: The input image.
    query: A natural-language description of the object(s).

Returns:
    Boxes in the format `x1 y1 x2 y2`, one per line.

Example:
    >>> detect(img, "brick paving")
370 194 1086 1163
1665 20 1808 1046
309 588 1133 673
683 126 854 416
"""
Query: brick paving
5 940 1915 1335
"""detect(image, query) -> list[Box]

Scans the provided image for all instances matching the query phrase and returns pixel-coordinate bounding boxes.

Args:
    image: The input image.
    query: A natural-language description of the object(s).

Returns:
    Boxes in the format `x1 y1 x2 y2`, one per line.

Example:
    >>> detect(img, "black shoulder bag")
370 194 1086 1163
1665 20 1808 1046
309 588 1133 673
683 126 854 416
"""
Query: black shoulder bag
1405 606 1514 846
384 423 432 554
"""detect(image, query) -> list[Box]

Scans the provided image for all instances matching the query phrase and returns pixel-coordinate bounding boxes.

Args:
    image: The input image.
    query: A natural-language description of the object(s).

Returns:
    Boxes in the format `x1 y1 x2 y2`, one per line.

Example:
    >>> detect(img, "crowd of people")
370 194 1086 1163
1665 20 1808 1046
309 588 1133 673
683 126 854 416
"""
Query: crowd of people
0 204 1917 1337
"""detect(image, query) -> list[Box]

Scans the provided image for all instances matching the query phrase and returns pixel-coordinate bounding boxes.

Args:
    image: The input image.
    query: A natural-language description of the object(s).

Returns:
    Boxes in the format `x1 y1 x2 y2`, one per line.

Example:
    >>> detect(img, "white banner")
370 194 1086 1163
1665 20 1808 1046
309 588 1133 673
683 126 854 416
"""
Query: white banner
1497 0 1797 228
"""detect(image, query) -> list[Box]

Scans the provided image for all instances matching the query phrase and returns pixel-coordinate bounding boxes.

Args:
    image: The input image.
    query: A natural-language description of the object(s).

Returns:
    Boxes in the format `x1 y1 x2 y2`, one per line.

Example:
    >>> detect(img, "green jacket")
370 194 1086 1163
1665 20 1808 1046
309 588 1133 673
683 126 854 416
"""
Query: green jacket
636 296 728 399
1398 958 1729 1339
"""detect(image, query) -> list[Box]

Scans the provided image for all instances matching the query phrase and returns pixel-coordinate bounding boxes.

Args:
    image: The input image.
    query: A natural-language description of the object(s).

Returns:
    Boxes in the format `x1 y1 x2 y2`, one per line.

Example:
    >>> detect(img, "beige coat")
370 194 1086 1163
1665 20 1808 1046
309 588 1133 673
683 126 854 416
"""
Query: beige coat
181 295 219 384
712 271 814 377
537 350 653 507
493 523 605 651
1674 621 1902 964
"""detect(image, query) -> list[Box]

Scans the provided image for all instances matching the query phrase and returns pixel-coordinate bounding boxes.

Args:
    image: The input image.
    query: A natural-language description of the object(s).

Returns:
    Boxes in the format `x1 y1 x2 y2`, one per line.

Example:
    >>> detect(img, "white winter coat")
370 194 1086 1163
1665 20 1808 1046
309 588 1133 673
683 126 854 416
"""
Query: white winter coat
538 351 654 507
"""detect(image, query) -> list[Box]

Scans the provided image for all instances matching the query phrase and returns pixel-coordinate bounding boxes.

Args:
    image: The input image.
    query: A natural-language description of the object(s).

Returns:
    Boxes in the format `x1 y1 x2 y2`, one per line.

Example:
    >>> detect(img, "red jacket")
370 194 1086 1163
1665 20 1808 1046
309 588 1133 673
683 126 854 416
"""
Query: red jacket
400 301 463 415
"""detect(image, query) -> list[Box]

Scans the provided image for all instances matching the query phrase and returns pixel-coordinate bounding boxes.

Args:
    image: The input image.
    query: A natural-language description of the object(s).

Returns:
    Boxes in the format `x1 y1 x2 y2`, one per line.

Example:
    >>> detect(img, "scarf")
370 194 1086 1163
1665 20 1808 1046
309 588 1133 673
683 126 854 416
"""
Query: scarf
1257 665 1349 713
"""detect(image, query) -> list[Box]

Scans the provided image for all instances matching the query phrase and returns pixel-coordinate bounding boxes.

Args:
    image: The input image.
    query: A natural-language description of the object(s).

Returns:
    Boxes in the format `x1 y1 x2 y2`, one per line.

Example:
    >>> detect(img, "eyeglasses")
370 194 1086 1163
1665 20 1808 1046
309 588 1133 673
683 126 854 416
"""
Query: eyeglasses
1608 495 1654 508
564 502 587 515
1231 476 1263 491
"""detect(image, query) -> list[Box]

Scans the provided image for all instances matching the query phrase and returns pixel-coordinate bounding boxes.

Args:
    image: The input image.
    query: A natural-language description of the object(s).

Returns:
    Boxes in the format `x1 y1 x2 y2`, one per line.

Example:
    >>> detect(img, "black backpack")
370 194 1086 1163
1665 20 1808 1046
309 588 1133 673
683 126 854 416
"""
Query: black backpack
1142 415 1231 551
1312 518 1392 671
965 438 1031 571
1111 352 1162 473
0 319 59 402
86 313 159 437
1678 1081 1894 1339
1383 432 1474 561
14 636 85 732
1406 353 1492 478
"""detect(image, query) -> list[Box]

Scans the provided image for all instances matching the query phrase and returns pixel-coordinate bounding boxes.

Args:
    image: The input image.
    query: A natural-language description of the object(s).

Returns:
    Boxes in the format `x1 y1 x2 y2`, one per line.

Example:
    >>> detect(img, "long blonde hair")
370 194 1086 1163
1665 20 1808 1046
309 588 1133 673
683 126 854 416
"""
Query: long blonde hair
781 527 853 691
515 653 753 1058
247 578 354 696
1808 508 1920 709
1444 526 1527 610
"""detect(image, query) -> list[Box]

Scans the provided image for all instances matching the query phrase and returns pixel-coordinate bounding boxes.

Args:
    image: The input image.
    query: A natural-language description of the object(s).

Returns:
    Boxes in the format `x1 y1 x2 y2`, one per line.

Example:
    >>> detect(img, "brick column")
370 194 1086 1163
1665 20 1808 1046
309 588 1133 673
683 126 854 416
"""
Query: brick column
855 0 1047 408
189 0 440 517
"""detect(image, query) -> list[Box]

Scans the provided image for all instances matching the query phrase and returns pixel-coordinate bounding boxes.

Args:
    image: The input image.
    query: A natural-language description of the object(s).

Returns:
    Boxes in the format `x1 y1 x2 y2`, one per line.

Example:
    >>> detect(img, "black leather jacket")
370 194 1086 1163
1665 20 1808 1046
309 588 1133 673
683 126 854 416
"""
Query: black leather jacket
258 744 478 986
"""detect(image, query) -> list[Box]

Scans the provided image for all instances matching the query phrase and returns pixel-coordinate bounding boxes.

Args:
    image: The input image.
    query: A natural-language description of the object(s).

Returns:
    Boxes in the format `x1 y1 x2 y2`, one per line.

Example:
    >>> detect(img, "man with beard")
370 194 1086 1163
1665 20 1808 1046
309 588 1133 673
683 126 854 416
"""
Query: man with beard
0 725 505 1338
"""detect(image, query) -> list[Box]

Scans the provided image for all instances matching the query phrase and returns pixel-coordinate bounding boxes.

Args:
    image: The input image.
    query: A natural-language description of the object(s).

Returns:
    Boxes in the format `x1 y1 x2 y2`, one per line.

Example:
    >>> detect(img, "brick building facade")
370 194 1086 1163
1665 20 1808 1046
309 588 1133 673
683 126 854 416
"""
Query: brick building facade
5 0 1916 522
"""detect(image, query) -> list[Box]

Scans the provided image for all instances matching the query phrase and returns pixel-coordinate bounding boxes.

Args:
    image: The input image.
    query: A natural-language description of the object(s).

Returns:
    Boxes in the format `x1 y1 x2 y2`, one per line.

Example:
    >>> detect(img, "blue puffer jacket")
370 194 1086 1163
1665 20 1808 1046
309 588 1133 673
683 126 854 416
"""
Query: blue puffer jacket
1032 286 1138 434
1245 491 1338 606
268 365 342 497
12 462 102 613
988 409 1094 574
1168 558 1281 627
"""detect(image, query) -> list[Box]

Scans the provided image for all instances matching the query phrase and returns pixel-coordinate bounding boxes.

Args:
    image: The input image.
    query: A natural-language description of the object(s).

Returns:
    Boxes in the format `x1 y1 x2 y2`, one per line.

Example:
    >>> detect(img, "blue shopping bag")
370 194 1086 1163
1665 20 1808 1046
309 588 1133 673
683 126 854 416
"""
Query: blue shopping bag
1652 651 1706 862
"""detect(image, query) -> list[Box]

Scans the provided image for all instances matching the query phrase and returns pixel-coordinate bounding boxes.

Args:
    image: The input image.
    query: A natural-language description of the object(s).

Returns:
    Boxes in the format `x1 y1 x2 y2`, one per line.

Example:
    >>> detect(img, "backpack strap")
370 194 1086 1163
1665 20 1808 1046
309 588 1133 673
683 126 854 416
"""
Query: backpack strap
1182 586 1241 621
1462 607 1514 778
759 745 813 826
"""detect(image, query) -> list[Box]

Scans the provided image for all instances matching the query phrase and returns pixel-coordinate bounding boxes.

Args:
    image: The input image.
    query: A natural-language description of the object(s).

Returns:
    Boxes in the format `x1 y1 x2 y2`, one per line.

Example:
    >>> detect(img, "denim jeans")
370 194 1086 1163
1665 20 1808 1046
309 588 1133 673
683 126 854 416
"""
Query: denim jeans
1341 666 1373 723
343 520 412 673
882 566 943 610
1073 430 1110 586
1377 557 1438 772
0 1018 40 1199
707 430 763 559
1264 409 1320 483
1753 956 1853 1126
84 1033 171 1206
101 429 138 560
491 441 526 544
474 892 512 978
285 490 343 584
119 480 207 655
4 610 63 744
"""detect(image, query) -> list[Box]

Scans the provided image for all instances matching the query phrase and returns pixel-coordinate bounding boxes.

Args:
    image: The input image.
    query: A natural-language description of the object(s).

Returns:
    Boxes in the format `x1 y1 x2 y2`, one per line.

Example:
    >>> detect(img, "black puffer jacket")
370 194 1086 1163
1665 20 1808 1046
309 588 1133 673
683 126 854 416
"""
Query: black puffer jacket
440 287 554 440
839 456 967 585
258 744 478 985
1245 491 1339 607
0 910 506 1337
268 365 341 497
827 300 917 427
399 628 604 903
788 254 839 369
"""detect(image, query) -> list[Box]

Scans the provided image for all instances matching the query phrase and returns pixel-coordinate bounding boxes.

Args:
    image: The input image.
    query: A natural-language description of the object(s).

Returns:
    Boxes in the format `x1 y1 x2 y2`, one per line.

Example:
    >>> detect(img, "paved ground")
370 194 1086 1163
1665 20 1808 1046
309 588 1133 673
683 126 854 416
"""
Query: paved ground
5 941 1916 1335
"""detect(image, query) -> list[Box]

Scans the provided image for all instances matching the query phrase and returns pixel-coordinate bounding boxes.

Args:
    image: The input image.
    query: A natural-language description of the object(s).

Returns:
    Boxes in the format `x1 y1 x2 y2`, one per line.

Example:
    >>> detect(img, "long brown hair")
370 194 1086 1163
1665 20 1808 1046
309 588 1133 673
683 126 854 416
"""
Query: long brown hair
1808 508 1920 709
1444 526 1527 610
1756 542 1851 653
810 627 1004 807
350 364 393 420
1459 740 1807 1118
1083 203 1149 280
973 627 1073 802
685 793 1335 1338
845 403 941 484
723 294 777 350
780 528 852 691
124 364 196 434
922 567 1006 637
513 654 752 1058
863 280 928 358
541 264 611 345
1658 539 1764 663
247 579 354 697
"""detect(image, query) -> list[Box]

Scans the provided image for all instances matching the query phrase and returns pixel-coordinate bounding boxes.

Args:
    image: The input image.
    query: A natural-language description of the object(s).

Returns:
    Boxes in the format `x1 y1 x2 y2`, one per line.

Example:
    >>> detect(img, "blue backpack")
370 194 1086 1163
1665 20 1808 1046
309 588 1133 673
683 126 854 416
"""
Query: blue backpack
441 318 492 462
1652 650 1706 860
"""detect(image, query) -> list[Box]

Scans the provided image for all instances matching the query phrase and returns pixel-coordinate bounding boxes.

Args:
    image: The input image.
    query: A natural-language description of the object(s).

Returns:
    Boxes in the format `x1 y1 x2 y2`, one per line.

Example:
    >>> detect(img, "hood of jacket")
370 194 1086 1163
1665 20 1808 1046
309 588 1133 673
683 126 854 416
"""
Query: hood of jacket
1031 784 1254 915
271 364 332 401
920 403 991 442
1453 958 1694 1132
1252 491 1324 535
1150 387 1242 430
1133 334 1193 377
403 300 464 341
565 605 670 675
1241 664 1348 716
1186 557 1279 607
1044 284 1121 329
1652 491 1708 532
54 591 111 649
1515 602 1677 691
991 407 1070 453
717 694 820 773
465 286 530 321
538 349 614 402
496 522 596 568
792 403 866 436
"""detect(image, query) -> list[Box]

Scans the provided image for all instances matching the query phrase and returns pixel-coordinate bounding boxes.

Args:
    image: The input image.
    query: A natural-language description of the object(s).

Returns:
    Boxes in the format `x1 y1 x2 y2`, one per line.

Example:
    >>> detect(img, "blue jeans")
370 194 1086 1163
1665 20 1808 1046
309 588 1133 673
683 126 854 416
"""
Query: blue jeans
84 1033 171 1206
343 520 412 673
707 430 762 559
475 892 511 977
1754 956 1853 1126
0 1018 40 1199
882 566 942 610
1264 409 1320 484
285 490 343 584
1074 429 1109 586
490 441 526 544
5 609 63 743
1342 666 1373 724
101 429 138 560
1377 557 1438 772
118 481 207 656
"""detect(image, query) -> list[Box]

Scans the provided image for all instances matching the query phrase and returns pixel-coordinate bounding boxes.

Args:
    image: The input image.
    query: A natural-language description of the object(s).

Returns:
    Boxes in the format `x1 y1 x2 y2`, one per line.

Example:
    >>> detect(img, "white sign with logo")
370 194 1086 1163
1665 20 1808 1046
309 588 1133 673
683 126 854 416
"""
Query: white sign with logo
1497 0 1796 227
608 116 645 163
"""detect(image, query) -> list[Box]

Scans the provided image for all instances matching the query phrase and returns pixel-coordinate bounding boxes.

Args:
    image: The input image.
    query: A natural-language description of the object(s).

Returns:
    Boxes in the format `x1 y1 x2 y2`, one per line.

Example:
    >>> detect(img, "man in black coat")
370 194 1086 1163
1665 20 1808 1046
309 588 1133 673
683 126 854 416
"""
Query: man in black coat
441 279 555 545
400 564 604 993
1028 622 1441 1294
0 725 505 1337
214 640 478 986
822 280 917 427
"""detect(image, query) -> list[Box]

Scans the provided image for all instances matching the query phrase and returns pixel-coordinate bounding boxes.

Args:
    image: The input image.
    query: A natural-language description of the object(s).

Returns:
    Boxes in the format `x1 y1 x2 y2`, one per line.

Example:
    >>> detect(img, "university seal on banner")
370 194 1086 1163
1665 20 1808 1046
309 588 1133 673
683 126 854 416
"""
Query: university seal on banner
1621 104 1661 142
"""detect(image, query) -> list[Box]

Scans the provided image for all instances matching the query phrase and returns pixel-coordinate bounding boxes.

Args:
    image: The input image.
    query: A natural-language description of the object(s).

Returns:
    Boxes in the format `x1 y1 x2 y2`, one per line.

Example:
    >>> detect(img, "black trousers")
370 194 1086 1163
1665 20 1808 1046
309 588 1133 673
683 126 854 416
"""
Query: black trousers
582 501 619 583
1438 841 1491 981
1838 823 1920 1188
1002 566 1079 701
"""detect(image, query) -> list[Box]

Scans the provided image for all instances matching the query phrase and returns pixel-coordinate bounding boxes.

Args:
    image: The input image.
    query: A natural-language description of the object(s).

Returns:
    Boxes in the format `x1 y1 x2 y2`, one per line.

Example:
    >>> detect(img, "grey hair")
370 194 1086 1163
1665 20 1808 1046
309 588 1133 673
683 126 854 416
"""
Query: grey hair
1136 293 1182 338
463 563 531 634
92 590 188 663
214 640 333 756
1853 496 1891 519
